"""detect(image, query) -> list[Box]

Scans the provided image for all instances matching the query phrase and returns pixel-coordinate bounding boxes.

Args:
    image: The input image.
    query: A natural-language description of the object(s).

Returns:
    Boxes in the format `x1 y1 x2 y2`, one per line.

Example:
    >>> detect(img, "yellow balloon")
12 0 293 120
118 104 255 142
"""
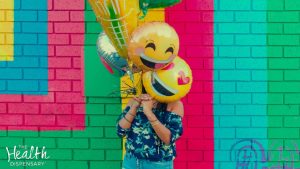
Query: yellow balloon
88 0 140 58
128 22 179 71
142 57 193 103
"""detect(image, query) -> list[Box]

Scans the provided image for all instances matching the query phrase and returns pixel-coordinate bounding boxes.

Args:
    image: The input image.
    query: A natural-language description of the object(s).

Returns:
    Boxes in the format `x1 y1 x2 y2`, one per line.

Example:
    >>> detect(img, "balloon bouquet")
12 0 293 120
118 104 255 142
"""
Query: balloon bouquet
88 0 193 103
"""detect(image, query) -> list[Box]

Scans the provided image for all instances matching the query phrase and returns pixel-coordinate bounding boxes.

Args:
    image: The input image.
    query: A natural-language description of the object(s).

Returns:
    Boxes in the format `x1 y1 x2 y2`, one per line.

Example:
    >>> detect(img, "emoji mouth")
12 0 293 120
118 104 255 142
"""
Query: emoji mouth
140 53 174 69
151 72 177 96
140 58 165 69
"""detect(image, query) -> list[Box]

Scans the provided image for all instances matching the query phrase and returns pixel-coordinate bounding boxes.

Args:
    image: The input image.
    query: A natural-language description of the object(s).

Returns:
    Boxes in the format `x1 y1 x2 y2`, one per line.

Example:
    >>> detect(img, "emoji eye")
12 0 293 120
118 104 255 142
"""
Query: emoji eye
165 47 174 54
145 43 156 51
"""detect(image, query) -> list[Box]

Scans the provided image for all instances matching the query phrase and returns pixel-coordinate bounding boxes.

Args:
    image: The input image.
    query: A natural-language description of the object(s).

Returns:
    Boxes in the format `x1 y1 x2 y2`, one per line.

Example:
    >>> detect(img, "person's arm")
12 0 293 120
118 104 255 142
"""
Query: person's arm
118 98 140 129
165 101 184 143
141 97 184 145
116 97 140 137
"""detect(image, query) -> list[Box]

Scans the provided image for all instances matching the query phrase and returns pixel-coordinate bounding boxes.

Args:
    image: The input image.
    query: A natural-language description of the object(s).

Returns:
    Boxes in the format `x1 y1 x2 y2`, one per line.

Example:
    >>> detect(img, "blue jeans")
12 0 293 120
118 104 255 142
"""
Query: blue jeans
122 153 174 169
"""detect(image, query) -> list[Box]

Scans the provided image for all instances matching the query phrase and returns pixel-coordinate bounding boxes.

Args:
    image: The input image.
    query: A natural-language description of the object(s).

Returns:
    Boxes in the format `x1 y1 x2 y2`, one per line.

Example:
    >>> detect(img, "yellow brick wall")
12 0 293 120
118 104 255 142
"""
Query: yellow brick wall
121 8 165 158
0 0 14 61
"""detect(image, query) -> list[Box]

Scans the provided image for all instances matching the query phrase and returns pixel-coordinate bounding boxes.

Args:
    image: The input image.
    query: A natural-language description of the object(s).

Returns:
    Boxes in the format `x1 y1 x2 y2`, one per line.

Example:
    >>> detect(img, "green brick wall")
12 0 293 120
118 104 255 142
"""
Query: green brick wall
83 1 123 168
268 0 300 167
0 100 123 169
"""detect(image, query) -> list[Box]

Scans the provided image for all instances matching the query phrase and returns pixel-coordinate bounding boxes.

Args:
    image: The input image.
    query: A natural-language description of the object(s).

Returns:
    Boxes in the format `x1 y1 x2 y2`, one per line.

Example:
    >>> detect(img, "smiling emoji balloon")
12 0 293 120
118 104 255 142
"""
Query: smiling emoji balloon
128 22 179 71
142 57 193 103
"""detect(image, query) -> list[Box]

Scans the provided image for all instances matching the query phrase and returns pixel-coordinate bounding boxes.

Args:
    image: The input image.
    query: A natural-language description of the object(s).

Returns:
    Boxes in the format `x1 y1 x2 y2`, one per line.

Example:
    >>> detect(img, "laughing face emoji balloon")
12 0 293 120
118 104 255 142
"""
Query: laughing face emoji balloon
128 22 179 71
142 57 193 103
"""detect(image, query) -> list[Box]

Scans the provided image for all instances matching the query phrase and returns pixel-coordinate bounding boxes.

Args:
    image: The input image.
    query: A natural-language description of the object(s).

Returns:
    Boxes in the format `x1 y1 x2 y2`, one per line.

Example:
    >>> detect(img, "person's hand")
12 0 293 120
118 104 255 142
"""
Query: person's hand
141 99 154 113
141 98 158 121
140 94 157 118
131 96 141 109
139 94 153 112
139 94 152 101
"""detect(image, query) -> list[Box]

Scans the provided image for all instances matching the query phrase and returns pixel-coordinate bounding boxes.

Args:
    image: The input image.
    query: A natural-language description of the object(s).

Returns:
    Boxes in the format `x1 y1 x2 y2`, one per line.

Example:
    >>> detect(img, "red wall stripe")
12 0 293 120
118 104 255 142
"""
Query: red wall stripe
166 0 214 168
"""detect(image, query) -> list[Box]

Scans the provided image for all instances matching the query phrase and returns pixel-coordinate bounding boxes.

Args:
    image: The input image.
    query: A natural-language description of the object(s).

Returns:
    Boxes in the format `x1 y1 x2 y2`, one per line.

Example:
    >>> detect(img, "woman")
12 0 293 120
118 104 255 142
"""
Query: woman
116 93 184 169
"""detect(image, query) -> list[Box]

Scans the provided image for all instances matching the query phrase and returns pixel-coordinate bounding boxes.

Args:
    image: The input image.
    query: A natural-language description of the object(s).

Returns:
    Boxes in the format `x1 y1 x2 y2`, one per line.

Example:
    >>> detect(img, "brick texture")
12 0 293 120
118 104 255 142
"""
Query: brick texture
166 0 214 169
267 0 300 168
0 0 209 169
0 0 85 130
0 0 13 61
0 0 121 168
0 0 48 94
214 0 268 169
214 0 300 169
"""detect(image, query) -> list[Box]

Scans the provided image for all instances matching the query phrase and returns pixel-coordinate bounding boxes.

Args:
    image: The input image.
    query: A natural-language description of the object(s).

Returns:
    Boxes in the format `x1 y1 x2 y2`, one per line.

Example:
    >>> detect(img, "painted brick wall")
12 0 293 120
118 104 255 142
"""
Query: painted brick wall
0 0 207 169
0 0 123 167
166 1 214 168
214 0 300 169
267 0 300 168
214 0 269 168
0 0 14 61
0 0 97 168
0 0 202 168
0 0 48 95
0 0 85 130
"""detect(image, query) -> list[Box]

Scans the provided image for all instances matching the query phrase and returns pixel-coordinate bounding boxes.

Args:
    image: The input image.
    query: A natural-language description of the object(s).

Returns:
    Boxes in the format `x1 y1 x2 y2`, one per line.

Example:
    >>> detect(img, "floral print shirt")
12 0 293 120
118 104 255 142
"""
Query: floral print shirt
116 106 183 162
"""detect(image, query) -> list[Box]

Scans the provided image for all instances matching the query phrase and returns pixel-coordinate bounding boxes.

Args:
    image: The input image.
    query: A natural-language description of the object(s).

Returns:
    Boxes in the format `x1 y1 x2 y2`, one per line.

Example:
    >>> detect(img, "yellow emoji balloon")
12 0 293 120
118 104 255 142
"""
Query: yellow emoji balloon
128 22 179 71
142 57 193 103
88 0 139 58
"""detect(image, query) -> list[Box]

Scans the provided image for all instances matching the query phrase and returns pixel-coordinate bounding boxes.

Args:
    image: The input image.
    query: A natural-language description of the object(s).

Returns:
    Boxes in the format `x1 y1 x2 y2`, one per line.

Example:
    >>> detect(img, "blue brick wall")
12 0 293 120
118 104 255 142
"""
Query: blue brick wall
214 0 268 168
0 0 48 95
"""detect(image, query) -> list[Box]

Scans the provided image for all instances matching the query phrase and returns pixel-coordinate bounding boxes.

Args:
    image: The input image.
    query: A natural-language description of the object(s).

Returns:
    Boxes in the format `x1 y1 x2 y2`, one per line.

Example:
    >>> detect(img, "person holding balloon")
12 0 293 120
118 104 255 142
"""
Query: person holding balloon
87 1 191 168
116 57 192 169
116 22 193 169
117 93 183 169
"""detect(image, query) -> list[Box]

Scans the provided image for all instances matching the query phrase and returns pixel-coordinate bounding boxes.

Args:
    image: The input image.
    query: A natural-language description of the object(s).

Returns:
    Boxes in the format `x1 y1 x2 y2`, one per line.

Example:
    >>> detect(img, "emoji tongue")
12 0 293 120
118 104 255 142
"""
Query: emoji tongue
155 63 165 69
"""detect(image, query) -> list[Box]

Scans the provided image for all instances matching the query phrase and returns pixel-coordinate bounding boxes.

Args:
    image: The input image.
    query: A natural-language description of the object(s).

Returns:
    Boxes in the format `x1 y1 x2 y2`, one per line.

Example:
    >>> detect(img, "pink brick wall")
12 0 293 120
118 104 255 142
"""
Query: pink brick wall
166 0 214 168
0 0 86 130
